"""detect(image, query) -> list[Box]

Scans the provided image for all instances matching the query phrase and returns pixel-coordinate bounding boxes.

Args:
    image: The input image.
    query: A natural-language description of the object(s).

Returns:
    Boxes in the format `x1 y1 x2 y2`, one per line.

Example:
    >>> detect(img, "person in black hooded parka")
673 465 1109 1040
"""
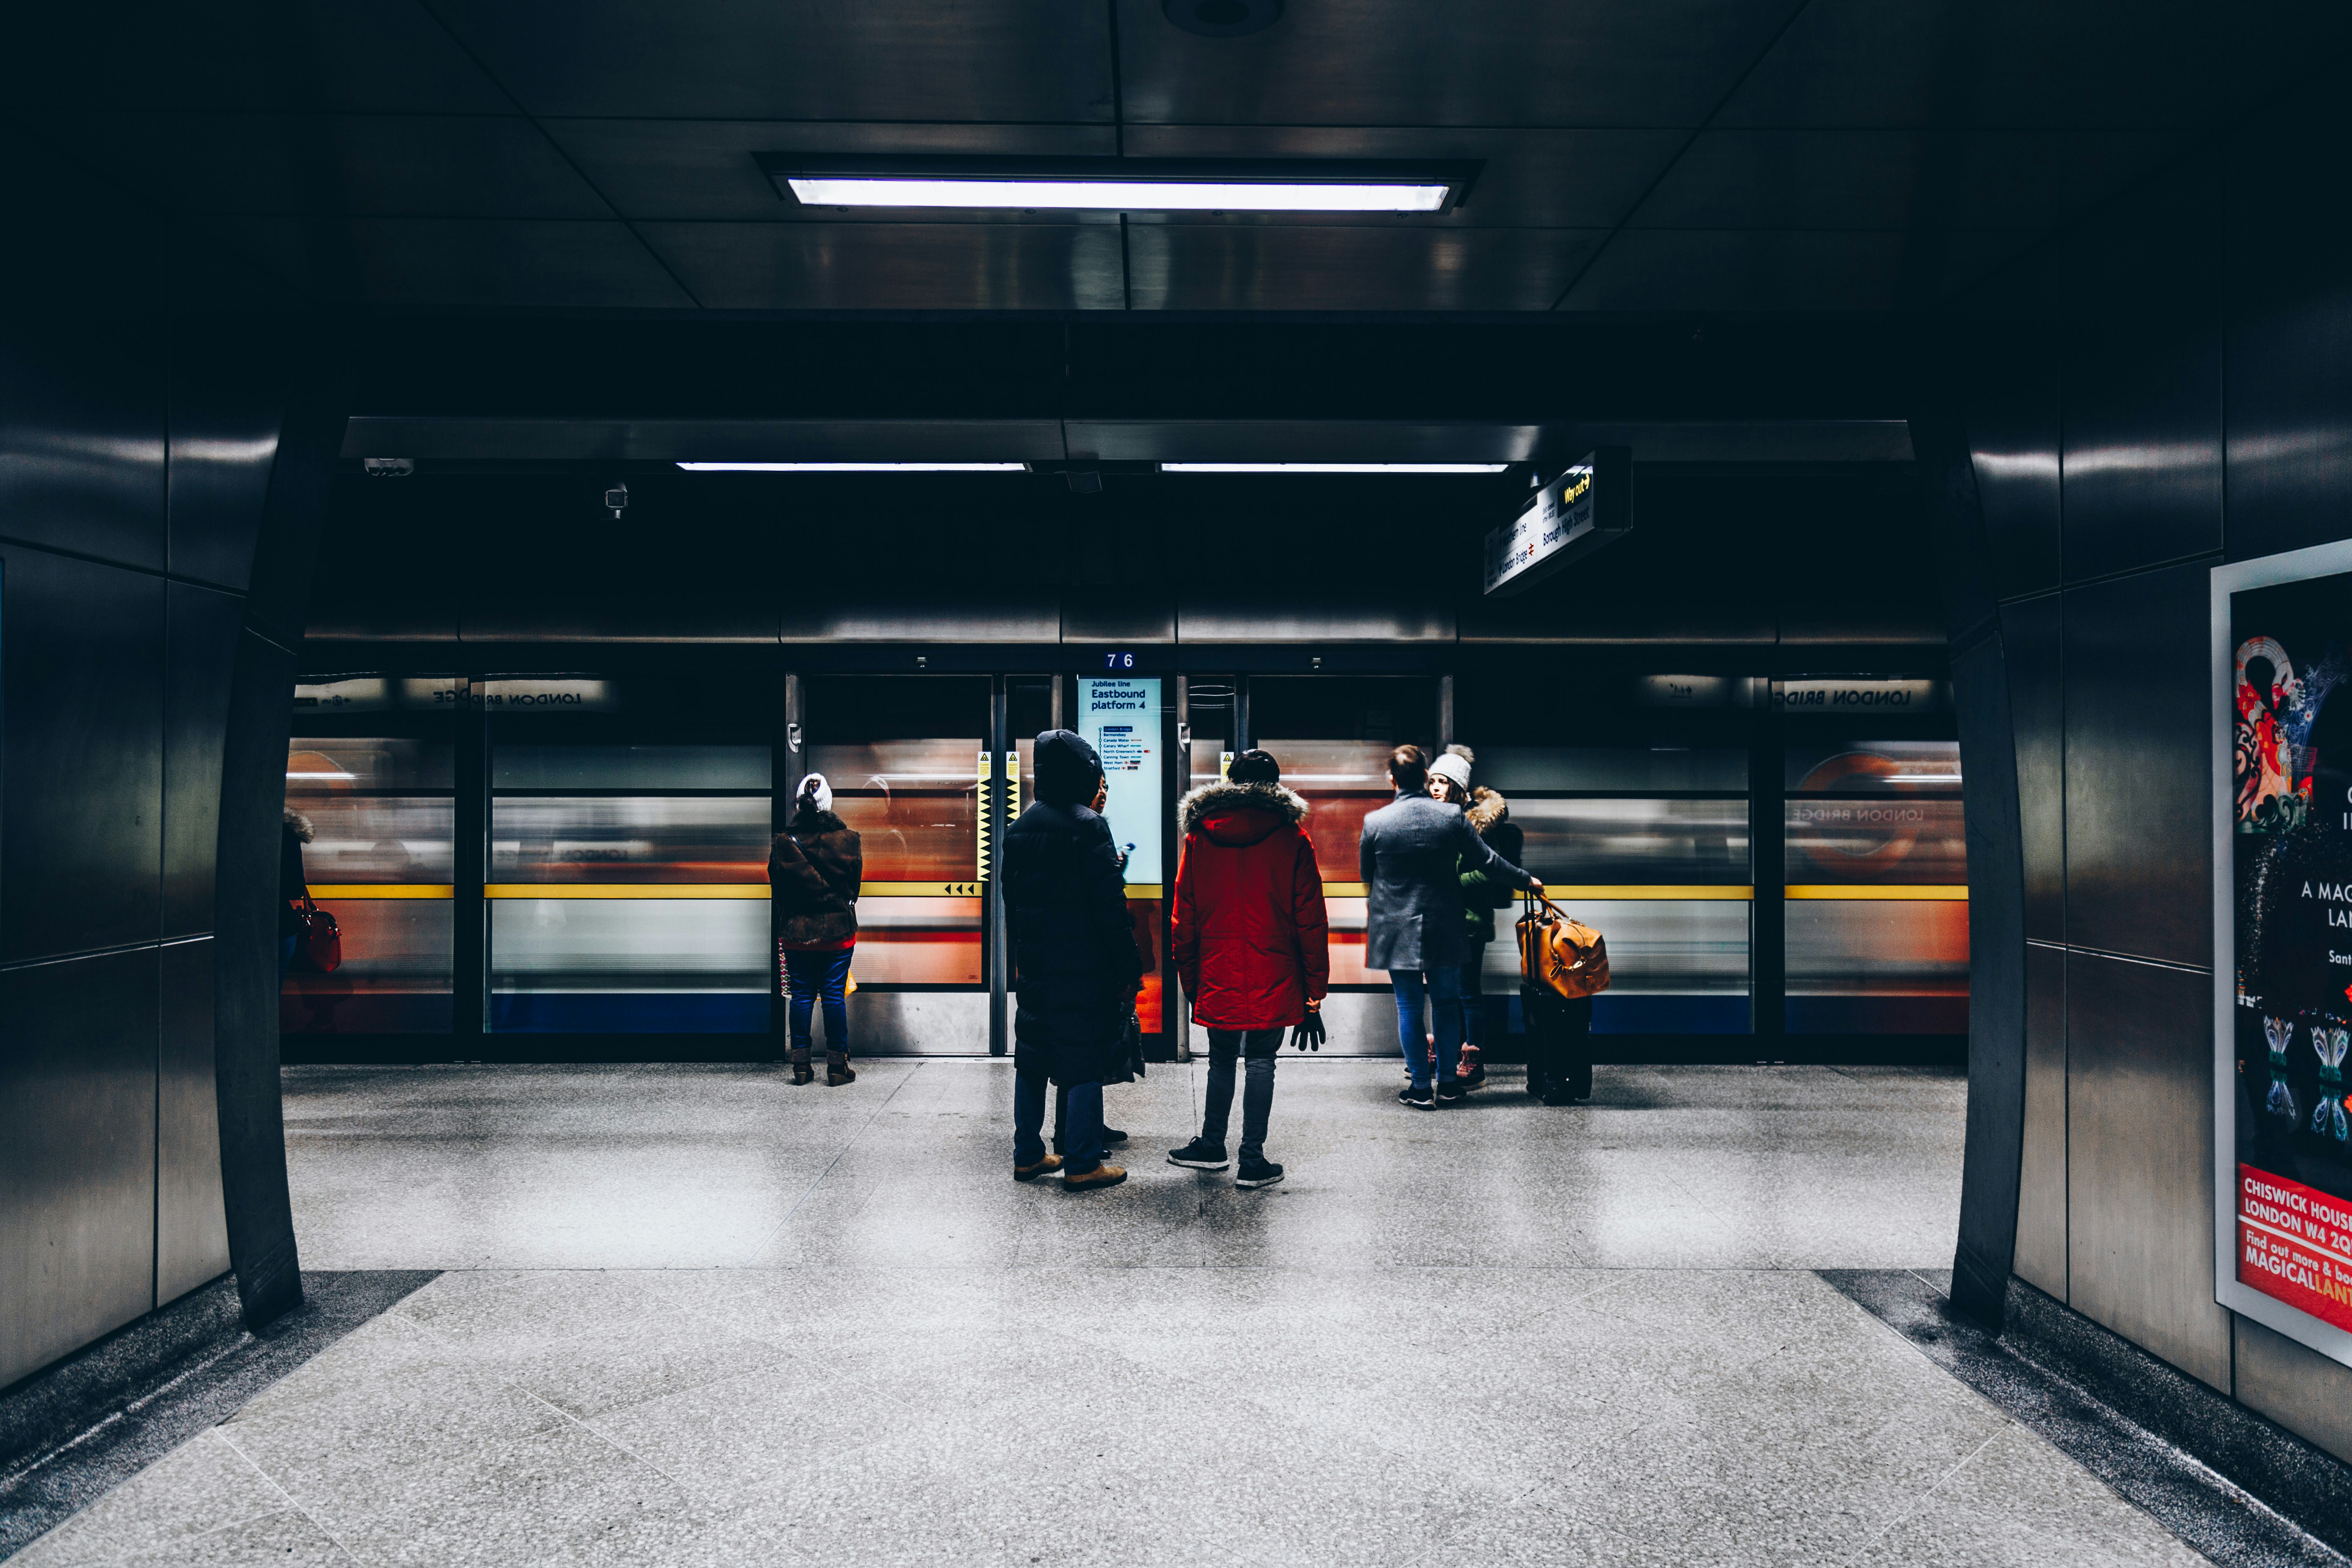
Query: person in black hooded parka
1004 729 1142 1190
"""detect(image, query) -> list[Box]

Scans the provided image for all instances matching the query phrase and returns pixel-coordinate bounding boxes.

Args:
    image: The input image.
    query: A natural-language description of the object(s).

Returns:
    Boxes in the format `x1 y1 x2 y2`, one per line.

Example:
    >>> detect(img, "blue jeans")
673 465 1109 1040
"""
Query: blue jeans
783 945 853 1054
278 933 299 983
1017 1070 1103 1172
1459 954 1485 1050
1393 966 1465 1088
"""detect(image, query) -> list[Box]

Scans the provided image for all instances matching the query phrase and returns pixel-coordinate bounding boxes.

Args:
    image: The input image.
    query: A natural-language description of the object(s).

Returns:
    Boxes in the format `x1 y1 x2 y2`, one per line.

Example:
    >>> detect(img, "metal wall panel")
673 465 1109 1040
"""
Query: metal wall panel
165 317 284 591
781 597 1061 645
2064 950 2231 1391
2221 102 2352 565
156 937 230 1304
0 547 166 963
2233 1315 2352 1464
2014 942 2067 1299
1963 254 2063 599
1062 598 1175 646
2060 168 2224 582
0 271 166 572
1176 599 1457 644
2003 594 2065 943
2061 560 2212 967
163 581 243 939
0 948 160 1388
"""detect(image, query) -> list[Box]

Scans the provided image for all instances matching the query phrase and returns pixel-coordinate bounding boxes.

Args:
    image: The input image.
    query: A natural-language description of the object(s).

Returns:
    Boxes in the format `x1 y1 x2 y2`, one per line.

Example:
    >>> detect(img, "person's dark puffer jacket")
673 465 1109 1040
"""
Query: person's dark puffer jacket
770 798 862 948
1171 777 1329 1031
1004 730 1144 1087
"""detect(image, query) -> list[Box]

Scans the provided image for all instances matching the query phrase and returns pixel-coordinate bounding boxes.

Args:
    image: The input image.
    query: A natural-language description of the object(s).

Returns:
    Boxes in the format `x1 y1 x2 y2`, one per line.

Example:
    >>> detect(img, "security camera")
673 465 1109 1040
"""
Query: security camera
603 482 628 519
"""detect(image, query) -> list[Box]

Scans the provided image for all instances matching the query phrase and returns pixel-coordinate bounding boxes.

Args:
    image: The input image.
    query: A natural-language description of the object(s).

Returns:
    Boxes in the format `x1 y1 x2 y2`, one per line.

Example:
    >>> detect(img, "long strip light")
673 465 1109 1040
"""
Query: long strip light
676 462 1027 473
785 175 1448 213
763 155 1478 216
1160 463 1511 474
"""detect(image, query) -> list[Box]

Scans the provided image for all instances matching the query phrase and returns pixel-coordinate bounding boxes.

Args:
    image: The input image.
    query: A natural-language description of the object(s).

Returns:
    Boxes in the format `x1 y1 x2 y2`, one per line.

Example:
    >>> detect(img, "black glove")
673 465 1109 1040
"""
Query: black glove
1292 1009 1326 1051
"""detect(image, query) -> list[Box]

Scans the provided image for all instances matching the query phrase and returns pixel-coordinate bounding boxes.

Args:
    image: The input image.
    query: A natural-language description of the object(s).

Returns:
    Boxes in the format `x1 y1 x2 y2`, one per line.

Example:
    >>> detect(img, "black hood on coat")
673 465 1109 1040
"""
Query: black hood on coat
1177 778 1308 839
1033 729 1103 806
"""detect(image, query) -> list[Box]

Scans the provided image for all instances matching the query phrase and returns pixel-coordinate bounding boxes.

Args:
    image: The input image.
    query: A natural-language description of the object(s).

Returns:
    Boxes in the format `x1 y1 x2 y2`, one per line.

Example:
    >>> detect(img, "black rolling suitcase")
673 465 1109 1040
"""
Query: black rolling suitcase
1520 984 1593 1105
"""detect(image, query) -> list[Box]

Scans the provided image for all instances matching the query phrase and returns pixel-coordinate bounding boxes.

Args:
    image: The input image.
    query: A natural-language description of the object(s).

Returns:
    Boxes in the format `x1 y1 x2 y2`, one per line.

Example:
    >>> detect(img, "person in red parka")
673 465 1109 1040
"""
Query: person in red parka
1166 748 1329 1188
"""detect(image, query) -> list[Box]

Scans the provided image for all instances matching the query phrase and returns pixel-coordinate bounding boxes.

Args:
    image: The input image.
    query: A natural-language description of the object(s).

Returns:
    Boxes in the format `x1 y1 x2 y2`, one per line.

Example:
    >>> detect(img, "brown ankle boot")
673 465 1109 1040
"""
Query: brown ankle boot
1061 1162 1127 1192
826 1049 856 1086
790 1047 813 1086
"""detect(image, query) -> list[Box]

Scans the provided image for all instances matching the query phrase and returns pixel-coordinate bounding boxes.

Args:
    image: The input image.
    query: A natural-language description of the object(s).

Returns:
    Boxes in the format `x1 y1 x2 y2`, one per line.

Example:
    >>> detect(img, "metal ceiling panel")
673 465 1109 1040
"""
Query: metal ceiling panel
1558 230 1914 312
1065 420 1543 464
1121 126 1687 229
46 113 608 219
340 417 1069 463
639 222 1125 310
12 0 511 113
201 217 694 308
541 121 1119 223
1115 0 1805 128
1128 224 1602 311
1628 131 1928 232
1719 0 2352 131
429 0 1116 121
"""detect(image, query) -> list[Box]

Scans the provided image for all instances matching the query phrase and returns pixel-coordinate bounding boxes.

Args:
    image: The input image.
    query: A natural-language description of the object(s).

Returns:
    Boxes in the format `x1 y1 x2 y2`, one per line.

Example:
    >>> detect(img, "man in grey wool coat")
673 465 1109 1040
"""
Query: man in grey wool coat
1358 743 1542 1108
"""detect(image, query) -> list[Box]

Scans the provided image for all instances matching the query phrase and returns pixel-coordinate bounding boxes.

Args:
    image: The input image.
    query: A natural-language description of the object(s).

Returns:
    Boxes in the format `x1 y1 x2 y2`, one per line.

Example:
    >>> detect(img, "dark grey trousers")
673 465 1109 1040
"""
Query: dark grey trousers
1202 1027 1284 1163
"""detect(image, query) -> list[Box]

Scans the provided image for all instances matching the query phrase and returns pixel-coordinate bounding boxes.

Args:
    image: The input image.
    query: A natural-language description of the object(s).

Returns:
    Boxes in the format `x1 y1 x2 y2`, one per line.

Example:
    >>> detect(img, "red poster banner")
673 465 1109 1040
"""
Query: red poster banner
2238 1165 2352 1333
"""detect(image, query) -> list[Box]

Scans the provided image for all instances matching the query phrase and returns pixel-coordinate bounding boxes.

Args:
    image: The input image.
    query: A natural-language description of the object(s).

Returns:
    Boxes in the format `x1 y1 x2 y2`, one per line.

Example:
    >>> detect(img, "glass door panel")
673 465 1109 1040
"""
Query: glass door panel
488 741 772 1034
1782 740 1968 1034
283 736 456 1034
1466 745 1753 1035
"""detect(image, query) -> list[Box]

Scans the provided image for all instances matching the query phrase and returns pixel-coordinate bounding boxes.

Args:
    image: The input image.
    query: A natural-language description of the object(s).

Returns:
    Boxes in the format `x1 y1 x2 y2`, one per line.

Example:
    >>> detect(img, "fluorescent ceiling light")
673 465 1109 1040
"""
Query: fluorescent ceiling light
286 770 356 780
763 155 1478 216
786 176 1445 213
1160 463 1510 474
676 462 1027 473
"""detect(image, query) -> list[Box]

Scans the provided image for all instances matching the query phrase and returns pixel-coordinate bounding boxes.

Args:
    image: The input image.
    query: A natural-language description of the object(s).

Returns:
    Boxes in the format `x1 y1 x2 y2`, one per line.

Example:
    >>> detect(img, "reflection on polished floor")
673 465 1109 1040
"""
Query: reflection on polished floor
12 1063 2204 1567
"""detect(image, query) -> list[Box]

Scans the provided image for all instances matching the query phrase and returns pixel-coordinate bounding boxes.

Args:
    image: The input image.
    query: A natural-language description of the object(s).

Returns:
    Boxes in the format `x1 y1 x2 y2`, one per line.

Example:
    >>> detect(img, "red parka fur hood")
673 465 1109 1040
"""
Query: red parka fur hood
1171 779 1330 1030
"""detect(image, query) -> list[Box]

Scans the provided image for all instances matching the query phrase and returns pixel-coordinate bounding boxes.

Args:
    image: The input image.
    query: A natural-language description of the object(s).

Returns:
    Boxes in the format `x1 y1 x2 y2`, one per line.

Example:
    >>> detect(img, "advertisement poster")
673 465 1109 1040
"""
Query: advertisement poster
1077 677 1163 887
2215 546 2352 1364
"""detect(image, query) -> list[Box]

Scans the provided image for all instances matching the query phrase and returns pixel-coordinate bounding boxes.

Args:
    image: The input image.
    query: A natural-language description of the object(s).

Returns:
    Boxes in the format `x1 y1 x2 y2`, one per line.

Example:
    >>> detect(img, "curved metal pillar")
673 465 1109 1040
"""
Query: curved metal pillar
1916 409 2031 1328
209 336 343 1330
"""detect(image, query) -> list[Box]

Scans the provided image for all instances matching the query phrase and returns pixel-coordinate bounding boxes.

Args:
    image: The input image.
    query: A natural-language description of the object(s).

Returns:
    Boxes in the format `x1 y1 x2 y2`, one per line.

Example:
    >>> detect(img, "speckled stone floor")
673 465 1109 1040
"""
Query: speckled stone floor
8 1061 2209 1567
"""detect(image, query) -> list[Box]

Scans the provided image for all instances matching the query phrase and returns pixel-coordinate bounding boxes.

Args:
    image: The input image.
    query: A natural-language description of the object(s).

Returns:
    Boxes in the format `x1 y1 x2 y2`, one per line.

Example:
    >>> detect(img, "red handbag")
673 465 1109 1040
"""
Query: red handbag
292 895 342 973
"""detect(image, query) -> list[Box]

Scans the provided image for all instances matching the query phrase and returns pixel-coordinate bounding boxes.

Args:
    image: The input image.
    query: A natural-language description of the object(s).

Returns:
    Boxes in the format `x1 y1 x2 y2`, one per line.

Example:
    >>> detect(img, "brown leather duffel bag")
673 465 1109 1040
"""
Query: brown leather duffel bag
1517 897 1610 1001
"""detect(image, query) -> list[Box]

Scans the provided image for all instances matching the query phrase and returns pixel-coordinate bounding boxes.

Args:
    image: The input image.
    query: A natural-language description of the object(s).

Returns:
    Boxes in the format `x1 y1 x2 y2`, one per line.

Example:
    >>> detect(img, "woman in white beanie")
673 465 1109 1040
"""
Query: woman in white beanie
1428 745 1523 1093
769 773 863 1086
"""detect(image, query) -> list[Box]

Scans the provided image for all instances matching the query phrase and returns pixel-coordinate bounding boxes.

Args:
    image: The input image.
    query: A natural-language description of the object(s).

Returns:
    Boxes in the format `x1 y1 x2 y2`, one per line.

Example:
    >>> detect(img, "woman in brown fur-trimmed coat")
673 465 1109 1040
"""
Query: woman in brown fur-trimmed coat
1430 746 1522 1091
770 773 863 1086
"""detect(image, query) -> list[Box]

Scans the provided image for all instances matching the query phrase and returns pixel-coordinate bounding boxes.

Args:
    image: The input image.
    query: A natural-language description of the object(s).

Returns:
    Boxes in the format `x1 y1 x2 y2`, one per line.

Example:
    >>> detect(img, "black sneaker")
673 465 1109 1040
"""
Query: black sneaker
1102 1126 1130 1147
1167 1137 1229 1170
1436 1081 1467 1105
1235 1157 1284 1189
1398 1084 1434 1110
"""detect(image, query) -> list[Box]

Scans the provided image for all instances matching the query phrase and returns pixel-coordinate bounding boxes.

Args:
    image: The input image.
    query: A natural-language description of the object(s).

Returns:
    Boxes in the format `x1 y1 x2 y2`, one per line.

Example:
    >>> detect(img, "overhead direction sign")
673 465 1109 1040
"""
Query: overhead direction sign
1482 447 1632 597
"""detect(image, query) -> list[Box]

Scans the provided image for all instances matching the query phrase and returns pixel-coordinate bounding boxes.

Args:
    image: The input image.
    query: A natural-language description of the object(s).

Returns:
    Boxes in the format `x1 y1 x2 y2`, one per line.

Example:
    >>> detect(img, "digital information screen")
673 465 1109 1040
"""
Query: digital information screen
1079 677 1163 887
2214 542 2352 1366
